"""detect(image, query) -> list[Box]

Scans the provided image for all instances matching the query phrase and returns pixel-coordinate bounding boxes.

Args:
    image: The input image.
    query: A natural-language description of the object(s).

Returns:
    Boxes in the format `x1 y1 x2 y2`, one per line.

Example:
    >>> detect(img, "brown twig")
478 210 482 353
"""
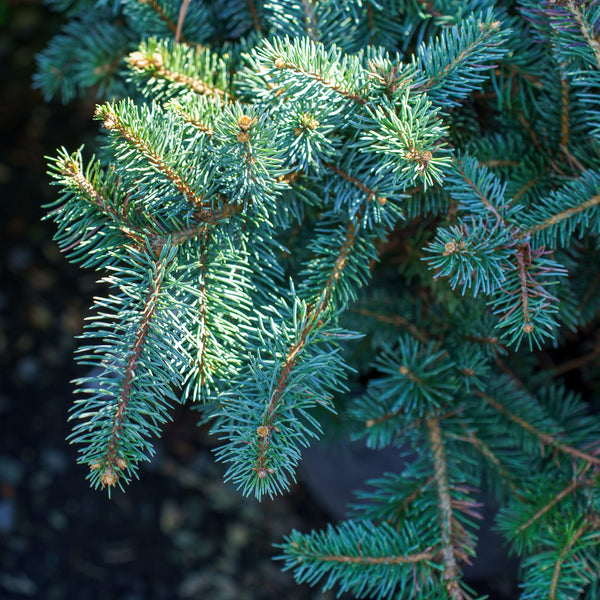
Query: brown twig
427 417 463 599
175 0 191 43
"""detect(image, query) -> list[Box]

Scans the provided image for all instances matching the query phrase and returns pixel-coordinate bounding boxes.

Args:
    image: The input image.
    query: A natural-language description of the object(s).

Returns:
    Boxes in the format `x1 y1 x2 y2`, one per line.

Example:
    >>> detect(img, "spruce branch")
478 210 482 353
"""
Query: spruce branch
70 242 188 490
350 472 439 526
445 154 510 224
494 244 563 345
215 207 378 497
548 517 598 600
477 389 600 468
127 38 230 101
447 425 521 496
33 6 136 102
48 149 146 257
349 335 465 450
517 512 600 600
512 465 594 541
95 102 206 209
545 0 600 69
95 250 170 487
518 169 600 247
412 10 508 109
298 212 383 308
323 162 388 207
359 95 450 190
249 36 370 105
170 98 217 136
427 417 462 599
426 151 573 348
425 220 516 296
254 308 333 480
47 148 235 261
212 302 350 499
277 520 437 600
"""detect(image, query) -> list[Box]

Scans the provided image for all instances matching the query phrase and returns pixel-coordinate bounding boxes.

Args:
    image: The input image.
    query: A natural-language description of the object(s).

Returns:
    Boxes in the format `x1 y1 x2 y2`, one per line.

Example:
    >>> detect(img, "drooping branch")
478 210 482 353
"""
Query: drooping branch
253 311 317 479
95 251 172 487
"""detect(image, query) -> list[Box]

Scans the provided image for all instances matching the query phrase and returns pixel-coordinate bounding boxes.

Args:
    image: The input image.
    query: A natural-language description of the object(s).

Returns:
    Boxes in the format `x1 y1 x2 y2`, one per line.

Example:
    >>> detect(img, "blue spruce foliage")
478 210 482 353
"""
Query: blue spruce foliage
38 0 600 598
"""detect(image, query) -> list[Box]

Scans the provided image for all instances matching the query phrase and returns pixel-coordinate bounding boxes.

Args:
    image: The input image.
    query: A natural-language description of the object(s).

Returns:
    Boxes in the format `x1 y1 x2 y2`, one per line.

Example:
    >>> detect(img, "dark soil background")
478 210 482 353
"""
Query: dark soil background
3 1 593 599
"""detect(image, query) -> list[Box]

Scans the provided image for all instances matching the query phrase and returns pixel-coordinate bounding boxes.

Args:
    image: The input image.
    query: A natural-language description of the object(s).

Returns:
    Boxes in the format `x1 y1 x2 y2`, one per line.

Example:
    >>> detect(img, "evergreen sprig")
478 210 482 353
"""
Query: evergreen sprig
70 241 191 491
277 520 441 600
